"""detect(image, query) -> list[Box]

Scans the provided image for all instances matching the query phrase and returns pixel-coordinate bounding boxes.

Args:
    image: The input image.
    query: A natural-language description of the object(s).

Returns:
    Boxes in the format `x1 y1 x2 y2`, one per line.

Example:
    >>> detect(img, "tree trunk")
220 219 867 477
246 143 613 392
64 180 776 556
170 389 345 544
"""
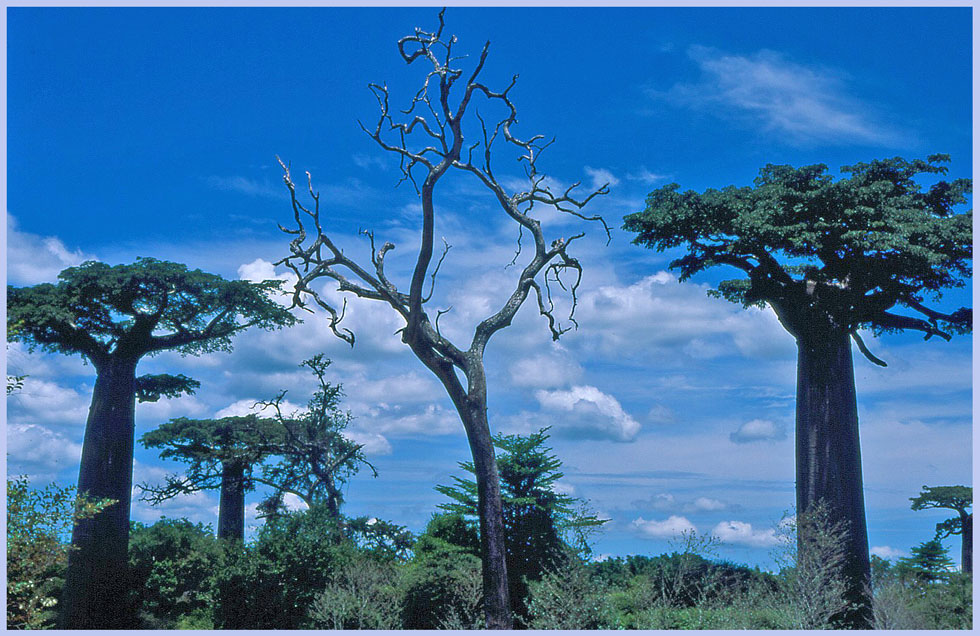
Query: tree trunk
217 459 246 542
796 332 872 629
460 397 513 630
60 355 139 629
960 512 972 575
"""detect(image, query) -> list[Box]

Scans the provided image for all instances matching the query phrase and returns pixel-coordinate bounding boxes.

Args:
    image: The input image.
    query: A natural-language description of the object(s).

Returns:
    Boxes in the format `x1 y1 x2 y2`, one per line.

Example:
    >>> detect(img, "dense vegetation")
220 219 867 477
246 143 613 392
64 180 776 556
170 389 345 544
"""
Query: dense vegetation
7 442 972 630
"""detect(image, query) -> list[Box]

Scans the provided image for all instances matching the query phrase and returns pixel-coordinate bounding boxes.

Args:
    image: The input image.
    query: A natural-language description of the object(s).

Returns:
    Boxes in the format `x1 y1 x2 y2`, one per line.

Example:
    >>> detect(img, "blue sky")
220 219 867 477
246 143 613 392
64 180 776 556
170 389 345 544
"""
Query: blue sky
5 6 973 569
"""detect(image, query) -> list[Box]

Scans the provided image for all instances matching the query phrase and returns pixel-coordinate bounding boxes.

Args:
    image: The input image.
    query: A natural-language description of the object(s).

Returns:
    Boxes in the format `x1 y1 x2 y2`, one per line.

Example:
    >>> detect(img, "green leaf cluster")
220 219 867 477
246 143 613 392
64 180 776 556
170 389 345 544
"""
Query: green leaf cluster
6 477 114 629
623 156 972 341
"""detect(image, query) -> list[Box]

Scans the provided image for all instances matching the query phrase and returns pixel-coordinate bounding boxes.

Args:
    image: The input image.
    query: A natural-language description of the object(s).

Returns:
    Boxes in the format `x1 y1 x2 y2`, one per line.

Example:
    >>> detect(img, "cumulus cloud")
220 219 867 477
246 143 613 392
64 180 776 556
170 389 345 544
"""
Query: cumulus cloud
344 430 393 456
871 545 908 561
508 349 584 390
711 520 781 548
633 492 736 514
632 515 697 539
664 45 899 146
6 423 83 481
535 385 641 442
6 215 96 285
6 379 91 431
729 419 788 444
215 398 304 419
575 272 793 362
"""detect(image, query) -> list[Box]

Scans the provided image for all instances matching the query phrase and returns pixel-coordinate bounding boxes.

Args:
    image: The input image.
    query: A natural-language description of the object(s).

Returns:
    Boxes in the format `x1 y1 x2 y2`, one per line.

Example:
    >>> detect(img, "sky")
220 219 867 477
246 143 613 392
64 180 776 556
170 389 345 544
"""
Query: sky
5 6 973 570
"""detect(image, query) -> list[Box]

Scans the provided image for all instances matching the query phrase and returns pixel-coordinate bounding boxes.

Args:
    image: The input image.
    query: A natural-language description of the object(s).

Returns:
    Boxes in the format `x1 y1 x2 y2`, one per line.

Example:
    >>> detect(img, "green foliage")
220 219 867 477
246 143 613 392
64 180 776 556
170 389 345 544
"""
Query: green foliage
435 428 605 623
307 556 402 629
525 554 615 629
910 484 972 539
623 156 972 344
399 528 484 630
139 414 280 503
6 477 114 629
6 258 296 364
133 373 200 403
873 565 972 629
212 504 349 630
255 355 376 515
345 516 415 562
127 518 222 629
895 538 955 583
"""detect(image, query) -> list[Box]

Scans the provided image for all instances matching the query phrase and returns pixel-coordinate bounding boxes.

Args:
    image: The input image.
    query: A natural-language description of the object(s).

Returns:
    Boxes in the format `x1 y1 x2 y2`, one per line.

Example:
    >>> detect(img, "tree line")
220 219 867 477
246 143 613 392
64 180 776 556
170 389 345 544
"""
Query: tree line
6 9 973 631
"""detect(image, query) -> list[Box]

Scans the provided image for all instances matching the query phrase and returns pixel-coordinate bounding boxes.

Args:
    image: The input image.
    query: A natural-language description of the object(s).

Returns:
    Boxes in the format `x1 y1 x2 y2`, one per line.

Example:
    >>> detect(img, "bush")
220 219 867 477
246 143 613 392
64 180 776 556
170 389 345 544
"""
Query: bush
6 477 113 629
308 555 402 629
128 518 222 628
399 515 483 629
526 554 615 629
213 504 350 629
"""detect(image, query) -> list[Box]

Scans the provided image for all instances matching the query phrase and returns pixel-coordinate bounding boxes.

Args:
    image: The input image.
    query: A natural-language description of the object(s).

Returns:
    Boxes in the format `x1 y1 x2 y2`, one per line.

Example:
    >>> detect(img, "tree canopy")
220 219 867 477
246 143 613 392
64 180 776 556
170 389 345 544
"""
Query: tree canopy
7 258 297 366
623 155 971 363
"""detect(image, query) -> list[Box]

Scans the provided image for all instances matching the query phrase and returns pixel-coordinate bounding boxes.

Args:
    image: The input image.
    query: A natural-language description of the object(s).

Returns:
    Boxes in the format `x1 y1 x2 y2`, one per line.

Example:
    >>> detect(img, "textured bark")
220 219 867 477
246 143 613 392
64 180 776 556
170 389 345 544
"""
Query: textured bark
795 332 872 629
217 459 247 541
59 355 139 629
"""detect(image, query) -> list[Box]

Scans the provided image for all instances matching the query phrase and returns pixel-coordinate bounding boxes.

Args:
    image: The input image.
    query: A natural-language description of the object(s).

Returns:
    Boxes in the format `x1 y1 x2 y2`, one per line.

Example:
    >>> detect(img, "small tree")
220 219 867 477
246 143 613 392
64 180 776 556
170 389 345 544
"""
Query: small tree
910 485 972 574
6 477 113 629
138 415 281 541
436 428 605 624
253 355 375 521
275 11 607 628
7 258 296 628
624 156 972 627
896 539 956 584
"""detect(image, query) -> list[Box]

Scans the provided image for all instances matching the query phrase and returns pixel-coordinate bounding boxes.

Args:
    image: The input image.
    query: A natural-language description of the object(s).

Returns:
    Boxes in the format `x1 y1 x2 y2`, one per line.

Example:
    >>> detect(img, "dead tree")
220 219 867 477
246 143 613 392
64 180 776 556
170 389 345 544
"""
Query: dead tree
275 11 607 629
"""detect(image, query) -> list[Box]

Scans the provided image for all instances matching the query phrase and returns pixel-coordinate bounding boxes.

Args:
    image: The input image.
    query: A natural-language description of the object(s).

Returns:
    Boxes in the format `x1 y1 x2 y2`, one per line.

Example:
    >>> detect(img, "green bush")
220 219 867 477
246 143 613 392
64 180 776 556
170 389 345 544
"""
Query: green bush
308 555 402 629
213 504 350 629
128 518 222 628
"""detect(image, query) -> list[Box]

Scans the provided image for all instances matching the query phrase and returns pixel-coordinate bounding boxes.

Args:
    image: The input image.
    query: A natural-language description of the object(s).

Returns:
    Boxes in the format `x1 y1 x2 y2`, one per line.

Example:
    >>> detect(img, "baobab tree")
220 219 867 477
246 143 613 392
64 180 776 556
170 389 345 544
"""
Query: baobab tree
141 356 373 534
275 11 607 628
623 156 971 628
6 258 296 629
139 415 281 541
911 485 973 574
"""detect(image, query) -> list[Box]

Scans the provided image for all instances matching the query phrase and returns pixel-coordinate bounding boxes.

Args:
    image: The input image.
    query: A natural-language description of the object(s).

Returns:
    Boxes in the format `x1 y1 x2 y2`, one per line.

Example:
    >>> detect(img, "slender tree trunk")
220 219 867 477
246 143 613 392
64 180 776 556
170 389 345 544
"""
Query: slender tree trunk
460 396 513 630
795 332 872 629
960 512 972 575
60 355 139 629
217 459 246 541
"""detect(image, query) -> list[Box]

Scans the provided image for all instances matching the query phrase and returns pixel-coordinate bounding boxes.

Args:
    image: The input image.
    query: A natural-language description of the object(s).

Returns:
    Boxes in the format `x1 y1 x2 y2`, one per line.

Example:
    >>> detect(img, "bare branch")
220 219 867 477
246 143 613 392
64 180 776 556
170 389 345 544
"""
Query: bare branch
850 331 888 367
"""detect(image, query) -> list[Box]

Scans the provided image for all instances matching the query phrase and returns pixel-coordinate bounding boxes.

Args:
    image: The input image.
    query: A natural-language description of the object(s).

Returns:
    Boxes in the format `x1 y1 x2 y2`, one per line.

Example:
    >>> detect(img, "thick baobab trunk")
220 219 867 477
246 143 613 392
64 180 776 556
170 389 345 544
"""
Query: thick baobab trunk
460 397 512 630
960 512 972 575
217 459 247 541
795 332 872 629
60 355 139 629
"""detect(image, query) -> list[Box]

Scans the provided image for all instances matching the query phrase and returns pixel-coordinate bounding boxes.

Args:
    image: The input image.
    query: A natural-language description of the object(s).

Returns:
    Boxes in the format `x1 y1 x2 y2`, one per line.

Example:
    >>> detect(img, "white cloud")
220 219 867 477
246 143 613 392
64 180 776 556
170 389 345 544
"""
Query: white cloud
535 385 641 442
632 515 697 539
282 492 310 512
214 398 304 419
730 419 787 444
711 520 780 548
575 272 793 363
6 379 91 430
6 423 83 481
508 349 584 389
625 168 669 185
871 545 908 561
344 430 393 456
665 45 898 146
6 215 97 285
584 166 620 189
689 496 728 512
